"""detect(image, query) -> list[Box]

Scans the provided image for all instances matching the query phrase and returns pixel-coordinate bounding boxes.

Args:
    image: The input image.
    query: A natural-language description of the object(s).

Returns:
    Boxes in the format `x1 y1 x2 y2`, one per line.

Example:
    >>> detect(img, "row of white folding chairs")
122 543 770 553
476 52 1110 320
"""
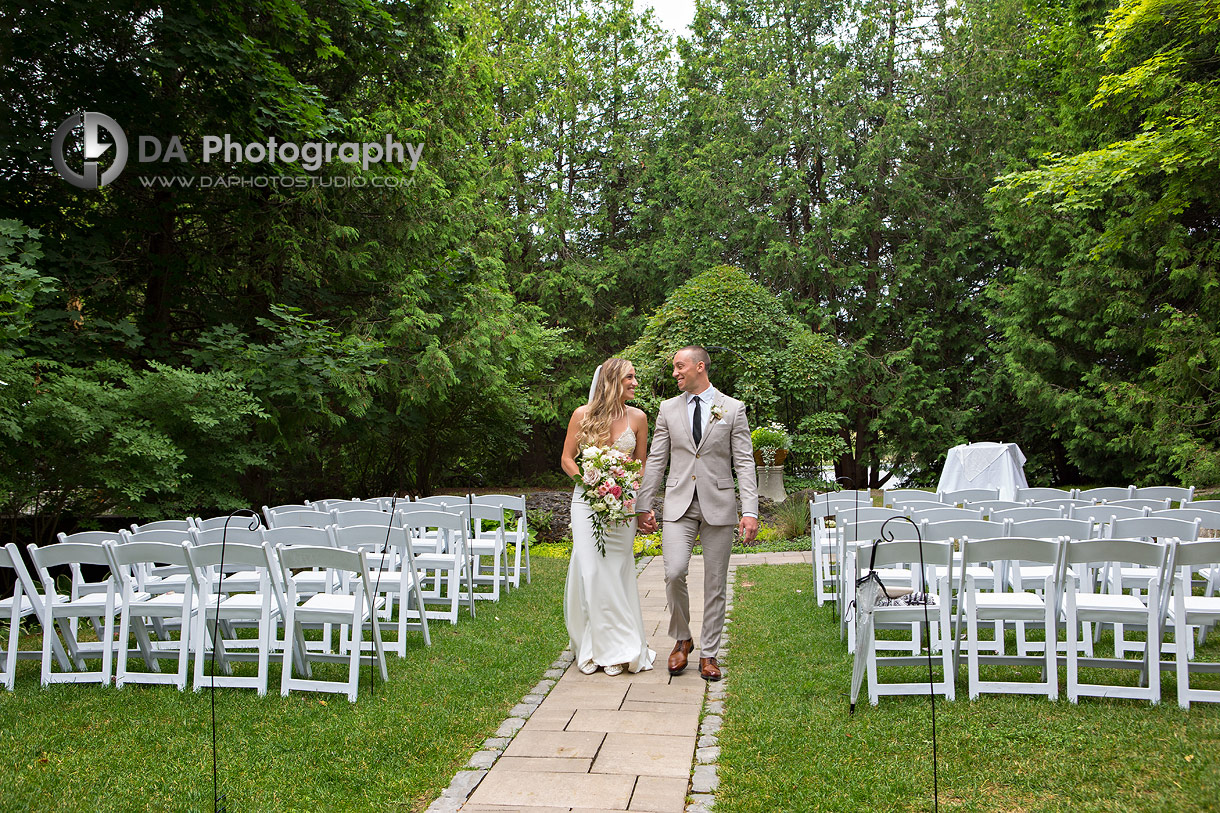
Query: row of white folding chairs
880 485 1197 508
811 495 1220 608
834 514 1210 651
853 534 1220 708
264 501 513 606
0 537 420 701
267 493 531 590
63 509 484 624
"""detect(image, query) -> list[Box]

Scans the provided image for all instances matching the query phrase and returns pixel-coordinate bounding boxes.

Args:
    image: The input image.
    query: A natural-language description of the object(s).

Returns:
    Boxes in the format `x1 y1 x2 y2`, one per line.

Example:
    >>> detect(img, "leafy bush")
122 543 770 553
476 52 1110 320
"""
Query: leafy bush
624 265 844 424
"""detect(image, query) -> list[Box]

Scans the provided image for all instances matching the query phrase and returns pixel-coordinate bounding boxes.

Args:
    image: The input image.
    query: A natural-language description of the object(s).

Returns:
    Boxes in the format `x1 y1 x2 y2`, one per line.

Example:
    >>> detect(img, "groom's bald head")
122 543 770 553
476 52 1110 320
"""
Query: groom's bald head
678 345 711 374
674 345 712 393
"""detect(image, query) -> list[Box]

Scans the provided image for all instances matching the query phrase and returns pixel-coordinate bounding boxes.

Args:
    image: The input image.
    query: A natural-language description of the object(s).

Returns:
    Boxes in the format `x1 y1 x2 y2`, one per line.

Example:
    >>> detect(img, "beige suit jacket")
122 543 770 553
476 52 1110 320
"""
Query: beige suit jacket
637 390 759 526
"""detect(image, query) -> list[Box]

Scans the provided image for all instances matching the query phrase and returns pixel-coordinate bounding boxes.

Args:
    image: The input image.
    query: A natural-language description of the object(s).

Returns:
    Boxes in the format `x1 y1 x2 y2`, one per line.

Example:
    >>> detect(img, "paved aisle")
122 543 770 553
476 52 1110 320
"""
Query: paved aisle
455 551 809 813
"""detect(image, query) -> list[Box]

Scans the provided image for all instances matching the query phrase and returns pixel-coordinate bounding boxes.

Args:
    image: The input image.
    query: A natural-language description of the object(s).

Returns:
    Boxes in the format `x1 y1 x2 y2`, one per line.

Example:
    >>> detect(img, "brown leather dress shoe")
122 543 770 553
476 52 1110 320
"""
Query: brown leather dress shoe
699 657 722 681
668 639 694 675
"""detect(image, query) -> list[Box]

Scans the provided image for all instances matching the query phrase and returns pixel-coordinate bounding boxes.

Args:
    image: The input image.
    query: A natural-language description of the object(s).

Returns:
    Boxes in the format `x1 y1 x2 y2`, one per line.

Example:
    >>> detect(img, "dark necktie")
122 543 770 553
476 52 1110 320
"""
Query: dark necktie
692 396 702 445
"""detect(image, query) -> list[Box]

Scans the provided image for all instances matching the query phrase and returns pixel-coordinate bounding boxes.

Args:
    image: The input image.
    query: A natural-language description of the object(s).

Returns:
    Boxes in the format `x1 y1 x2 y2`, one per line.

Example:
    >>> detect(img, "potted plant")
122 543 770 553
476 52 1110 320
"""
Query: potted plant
751 421 792 466
751 421 792 502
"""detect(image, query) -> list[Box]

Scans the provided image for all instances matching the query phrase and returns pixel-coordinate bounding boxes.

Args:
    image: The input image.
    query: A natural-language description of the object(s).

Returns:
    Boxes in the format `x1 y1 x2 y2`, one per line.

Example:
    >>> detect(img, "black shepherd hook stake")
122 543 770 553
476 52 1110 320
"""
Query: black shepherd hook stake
212 508 260 813
368 493 402 699
877 515 940 813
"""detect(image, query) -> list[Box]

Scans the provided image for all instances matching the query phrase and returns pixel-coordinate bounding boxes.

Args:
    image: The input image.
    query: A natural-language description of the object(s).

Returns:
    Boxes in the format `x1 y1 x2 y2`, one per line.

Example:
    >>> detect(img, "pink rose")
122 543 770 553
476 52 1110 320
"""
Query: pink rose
610 484 622 498
582 467 600 485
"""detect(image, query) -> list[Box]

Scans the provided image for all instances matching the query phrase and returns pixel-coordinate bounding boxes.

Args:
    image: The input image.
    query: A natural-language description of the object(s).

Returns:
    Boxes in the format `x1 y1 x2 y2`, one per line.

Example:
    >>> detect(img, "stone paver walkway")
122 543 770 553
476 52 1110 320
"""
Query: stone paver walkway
443 550 810 813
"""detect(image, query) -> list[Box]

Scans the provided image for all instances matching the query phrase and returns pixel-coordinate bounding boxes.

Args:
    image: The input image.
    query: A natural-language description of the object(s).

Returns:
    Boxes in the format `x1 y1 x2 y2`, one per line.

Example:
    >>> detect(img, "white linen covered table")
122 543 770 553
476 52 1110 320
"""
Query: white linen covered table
937 442 1029 502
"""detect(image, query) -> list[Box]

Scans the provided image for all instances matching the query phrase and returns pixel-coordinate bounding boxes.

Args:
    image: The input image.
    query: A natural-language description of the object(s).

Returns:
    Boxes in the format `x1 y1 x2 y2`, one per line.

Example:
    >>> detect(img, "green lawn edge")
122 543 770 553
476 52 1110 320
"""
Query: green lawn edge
715 563 1220 813
0 557 569 812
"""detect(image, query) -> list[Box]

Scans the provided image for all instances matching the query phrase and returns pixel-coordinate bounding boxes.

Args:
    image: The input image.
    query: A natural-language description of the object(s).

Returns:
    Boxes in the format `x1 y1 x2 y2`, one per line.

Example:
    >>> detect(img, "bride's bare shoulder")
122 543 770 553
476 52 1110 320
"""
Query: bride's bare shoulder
569 404 589 422
626 405 647 420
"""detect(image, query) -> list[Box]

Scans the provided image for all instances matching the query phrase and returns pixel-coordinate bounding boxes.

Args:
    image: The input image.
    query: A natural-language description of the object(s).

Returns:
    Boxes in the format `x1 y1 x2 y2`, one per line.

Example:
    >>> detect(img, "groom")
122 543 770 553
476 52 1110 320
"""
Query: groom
637 346 758 681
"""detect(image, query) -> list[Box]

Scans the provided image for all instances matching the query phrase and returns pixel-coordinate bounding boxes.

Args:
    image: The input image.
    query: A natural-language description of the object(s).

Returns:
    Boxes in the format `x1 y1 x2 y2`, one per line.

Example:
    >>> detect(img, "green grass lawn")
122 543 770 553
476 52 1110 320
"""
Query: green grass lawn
0 557 568 812
717 564 1220 812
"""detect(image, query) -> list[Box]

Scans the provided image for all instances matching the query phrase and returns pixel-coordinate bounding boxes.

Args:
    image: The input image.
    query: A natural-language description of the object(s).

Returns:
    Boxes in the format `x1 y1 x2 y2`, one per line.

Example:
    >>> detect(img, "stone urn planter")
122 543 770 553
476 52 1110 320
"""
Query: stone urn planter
753 448 789 503
755 465 788 503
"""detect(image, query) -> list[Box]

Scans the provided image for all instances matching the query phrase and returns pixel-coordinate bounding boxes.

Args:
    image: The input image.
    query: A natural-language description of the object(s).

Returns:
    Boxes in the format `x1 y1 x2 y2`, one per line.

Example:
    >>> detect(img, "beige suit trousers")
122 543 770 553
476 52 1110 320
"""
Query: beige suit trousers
663 496 734 659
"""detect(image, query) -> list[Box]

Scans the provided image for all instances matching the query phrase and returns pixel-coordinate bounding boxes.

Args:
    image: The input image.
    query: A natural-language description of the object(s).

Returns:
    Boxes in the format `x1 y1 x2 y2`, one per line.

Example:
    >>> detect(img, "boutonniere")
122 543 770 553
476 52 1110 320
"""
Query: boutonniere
709 403 726 423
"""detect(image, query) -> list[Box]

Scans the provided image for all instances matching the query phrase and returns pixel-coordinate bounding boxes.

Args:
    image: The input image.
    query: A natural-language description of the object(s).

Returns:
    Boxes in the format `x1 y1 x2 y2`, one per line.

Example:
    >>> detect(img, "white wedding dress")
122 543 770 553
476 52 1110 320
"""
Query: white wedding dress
564 427 656 673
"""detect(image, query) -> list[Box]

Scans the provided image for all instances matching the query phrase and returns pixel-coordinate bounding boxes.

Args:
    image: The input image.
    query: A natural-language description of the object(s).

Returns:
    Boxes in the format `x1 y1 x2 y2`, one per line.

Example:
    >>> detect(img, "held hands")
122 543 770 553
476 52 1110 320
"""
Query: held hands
637 510 658 534
737 515 759 545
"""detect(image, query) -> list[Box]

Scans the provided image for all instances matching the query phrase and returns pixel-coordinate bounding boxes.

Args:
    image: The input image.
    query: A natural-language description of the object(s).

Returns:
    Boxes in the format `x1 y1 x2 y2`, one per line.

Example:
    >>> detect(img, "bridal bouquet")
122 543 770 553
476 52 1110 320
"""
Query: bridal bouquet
574 445 644 556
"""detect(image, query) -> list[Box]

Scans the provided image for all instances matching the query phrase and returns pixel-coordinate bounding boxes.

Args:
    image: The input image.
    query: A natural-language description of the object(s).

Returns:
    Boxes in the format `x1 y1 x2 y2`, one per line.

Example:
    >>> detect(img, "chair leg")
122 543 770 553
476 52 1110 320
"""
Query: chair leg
1066 594 1079 704
1177 608 1190 710
281 604 296 696
1044 610 1058 700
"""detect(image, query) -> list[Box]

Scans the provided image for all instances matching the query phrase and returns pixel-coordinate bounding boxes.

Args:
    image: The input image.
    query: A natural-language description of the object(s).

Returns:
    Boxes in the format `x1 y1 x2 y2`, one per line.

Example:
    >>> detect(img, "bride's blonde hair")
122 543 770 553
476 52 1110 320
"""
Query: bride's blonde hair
578 357 633 448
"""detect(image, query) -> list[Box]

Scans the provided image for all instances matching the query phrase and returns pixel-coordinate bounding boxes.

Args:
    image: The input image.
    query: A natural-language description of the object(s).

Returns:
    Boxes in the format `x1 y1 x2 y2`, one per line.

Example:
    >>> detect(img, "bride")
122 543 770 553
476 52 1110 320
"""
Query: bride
560 358 656 675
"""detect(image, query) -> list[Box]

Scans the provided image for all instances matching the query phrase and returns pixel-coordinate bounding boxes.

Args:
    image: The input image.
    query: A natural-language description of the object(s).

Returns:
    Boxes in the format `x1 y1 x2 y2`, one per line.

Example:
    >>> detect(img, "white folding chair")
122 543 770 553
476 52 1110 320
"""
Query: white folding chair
192 515 265 532
852 539 955 705
263 508 334 529
1133 485 1194 505
1062 537 1170 704
2 543 70 689
956 536 1062 700
467 503 512 601
907 506 985 523
1007 517 1097 656
261 526 340 653
939 488 1000 506
400 509 476 624
318 499 383 513
1076 486 1136 503
1106 498 1172 512
186 541 291 695
1153 506 1220 643
963 500 1025 517
1015 486 1076 503
990 506 1064 523
130 519 193 534
330 508 396 530
809 495 865 606
1168 539 1220 708
1107 516 1199 657
28 542 131 686
921 519 1005 581
105 541 195 690
278 545 387 702
881 489 940 508
121 528 196 598
469 495 530 587
330 524 431 655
